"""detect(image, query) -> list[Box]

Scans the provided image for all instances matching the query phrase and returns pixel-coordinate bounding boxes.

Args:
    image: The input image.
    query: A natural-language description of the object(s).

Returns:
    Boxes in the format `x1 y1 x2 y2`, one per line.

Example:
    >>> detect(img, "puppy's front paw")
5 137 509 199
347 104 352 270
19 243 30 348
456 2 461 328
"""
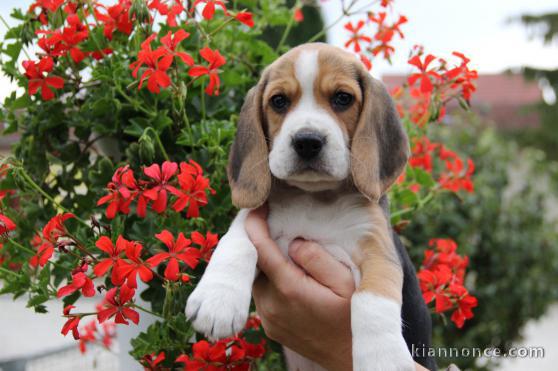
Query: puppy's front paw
353 333 414 371
186 282 251 339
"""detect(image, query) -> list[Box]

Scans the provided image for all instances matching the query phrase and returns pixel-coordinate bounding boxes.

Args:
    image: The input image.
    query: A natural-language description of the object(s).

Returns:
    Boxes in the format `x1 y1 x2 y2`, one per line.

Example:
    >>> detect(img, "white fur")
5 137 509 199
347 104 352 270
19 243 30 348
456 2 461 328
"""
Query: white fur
268 50 350 183
186 210 257 339
352 292 414 371
268 193 372 286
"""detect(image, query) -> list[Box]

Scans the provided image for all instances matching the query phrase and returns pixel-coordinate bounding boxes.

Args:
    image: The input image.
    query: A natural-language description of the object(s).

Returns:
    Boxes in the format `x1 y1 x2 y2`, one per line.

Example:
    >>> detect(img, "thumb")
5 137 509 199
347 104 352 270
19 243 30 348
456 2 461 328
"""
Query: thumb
289 240 355 298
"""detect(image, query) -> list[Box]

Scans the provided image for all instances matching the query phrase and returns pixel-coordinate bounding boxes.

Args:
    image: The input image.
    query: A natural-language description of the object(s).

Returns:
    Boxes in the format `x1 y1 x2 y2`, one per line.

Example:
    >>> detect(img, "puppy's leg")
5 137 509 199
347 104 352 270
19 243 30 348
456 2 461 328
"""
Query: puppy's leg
186 209 257 339
351 205 414 371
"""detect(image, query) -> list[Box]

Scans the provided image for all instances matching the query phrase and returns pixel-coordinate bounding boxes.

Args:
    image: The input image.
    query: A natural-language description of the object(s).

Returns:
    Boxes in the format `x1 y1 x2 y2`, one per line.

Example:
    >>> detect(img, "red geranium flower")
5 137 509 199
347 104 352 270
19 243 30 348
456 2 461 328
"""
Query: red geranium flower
189 47 226 96
235 11 254 27
61 305 80 340
147 230 201 281
161 29 194 65
22 57 64 101
192 0 228 20
95 1 134 40
78 320 97 354
148 0 185 27
176 340 227 369
293 7 304 23
142 352 165 370
450 288 478 328
191 231 218 261
57 264 96 298
29 233 53 268
170 160 213 217
93 235 126 284
97 285 139 325
344 21 372 53
113 240 154 288
97 166 138 219
130 34 175 94
143 161 179 213
408 54 440 94
31 212 75 267
28 0 65 24
0 213 16 237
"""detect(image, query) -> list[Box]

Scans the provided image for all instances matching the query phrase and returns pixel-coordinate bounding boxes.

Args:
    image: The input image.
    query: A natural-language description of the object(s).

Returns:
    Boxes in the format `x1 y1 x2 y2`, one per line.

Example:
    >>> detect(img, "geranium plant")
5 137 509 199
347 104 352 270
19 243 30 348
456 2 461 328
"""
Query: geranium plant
0 0 478 369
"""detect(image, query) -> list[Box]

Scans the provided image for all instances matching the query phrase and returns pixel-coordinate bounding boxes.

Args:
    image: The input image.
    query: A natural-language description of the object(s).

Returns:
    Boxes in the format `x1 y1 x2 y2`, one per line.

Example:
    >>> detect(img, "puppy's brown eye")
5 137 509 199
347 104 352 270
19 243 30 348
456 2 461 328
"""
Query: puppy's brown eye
270 94 289 113
331 91 354 111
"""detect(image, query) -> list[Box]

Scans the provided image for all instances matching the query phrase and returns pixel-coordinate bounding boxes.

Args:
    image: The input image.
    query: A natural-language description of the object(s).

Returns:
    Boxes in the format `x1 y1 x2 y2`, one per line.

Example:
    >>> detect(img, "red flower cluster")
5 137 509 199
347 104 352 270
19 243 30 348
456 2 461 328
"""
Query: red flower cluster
130 32 192 93
417 239 478 328
57 262 96 298
408 51 477 99
78 319 115 353
142 351 166 370
22 58 64 101
368 12 407 60
36 13 89 64
343 7 407 70
0 213 16 238
30 213 74 267
391 50 479 127
189 47 227 96
94 0 134 40
97 160 213 220
409 136 474 193
176 316 266 370
147 230 201 281
97 284 139 325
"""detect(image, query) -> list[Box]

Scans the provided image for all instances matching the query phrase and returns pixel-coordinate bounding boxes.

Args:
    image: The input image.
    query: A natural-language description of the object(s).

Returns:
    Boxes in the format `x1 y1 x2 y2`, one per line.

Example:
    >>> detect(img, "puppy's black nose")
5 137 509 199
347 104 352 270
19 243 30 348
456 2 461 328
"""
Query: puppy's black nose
293 132 325 160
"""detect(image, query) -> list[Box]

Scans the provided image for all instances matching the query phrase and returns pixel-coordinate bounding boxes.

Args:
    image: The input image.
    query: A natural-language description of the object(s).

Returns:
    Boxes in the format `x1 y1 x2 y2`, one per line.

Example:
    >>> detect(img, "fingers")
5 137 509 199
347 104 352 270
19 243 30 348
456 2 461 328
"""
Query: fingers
245 207 301 285
289 240 355 298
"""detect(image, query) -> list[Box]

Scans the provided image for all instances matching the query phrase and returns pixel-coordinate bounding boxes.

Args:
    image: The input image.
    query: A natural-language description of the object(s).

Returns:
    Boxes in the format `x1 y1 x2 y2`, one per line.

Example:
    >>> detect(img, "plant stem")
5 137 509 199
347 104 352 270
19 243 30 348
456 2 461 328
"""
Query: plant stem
162 281 174 319
15 168 88 227
0 266 21 278
7 237 35 255
132 303 165 319
115 85 154 116
276 2 298 52
209 17 235 37
144 127 170 161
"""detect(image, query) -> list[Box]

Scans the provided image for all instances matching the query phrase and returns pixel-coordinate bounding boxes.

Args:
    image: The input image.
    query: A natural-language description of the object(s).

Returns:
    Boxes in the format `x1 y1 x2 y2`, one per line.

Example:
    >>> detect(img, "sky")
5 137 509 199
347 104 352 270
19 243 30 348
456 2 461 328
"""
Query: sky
0 0 556 101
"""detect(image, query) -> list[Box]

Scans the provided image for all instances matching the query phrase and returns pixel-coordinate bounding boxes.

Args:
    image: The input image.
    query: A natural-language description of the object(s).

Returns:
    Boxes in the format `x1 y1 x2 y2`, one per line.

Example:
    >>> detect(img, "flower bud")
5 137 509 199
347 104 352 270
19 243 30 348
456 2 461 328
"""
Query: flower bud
139 136 156 163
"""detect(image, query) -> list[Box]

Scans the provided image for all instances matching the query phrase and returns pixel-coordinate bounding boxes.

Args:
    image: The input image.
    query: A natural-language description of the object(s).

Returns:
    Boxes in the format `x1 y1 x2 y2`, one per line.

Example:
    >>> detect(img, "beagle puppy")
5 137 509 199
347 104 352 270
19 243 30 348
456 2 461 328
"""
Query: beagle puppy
186 43 434 371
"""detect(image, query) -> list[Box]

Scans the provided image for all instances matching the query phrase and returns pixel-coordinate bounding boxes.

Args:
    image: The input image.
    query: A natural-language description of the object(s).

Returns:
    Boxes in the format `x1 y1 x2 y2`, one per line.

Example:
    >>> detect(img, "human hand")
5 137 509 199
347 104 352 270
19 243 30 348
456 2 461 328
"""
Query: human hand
245 206 355 370
245 207 433 371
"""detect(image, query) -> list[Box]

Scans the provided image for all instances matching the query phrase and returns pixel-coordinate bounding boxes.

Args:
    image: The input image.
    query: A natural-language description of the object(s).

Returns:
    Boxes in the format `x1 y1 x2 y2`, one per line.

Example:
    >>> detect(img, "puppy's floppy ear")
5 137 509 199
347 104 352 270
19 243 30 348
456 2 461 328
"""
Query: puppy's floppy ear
351 71 409 201
227 82 271 209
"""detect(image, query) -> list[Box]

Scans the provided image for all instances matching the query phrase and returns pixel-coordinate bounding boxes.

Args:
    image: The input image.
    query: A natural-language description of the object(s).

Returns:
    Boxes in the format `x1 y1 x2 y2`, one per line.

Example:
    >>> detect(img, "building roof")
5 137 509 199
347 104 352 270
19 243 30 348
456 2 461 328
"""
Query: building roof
382 73 543 129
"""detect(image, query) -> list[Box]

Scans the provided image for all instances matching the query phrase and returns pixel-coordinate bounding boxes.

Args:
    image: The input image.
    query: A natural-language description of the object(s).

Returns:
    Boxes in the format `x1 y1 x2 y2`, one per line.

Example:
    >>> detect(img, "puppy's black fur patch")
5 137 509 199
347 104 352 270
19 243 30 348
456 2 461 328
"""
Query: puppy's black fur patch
380 196 436 370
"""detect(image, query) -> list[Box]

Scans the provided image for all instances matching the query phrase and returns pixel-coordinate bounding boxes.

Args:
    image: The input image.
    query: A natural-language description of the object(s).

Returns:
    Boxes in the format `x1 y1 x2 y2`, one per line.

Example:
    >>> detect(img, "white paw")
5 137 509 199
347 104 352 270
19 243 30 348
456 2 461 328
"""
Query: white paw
186 282 251 339
351 292 414 371
353 333 414 371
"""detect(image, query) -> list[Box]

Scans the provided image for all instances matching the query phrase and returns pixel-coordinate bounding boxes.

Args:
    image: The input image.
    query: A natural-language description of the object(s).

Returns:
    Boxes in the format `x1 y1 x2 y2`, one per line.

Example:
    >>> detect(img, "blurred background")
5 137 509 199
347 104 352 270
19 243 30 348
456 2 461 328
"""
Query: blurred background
1 0 557 370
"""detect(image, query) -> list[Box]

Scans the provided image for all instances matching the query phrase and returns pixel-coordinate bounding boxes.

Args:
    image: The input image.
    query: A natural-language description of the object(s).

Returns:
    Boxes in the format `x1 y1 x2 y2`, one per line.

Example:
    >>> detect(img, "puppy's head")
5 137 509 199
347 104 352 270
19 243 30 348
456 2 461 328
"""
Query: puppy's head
228 43 409 209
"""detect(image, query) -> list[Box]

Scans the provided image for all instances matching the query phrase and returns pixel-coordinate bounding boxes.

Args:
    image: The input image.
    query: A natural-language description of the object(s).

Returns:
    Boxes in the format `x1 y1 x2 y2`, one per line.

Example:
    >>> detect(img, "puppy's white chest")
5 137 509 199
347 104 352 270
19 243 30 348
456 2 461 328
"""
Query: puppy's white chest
267 193 373 283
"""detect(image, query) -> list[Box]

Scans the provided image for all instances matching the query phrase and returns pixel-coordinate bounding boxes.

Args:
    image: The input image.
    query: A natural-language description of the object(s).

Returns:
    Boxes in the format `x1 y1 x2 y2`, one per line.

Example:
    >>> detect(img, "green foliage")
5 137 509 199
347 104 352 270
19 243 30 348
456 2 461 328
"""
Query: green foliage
512 11 558 160
403 115 558 370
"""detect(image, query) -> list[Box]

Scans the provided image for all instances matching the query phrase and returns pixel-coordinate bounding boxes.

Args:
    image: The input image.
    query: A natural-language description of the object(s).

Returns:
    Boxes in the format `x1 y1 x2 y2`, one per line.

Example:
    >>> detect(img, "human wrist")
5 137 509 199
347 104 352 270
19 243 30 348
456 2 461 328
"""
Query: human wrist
318 341 352 371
